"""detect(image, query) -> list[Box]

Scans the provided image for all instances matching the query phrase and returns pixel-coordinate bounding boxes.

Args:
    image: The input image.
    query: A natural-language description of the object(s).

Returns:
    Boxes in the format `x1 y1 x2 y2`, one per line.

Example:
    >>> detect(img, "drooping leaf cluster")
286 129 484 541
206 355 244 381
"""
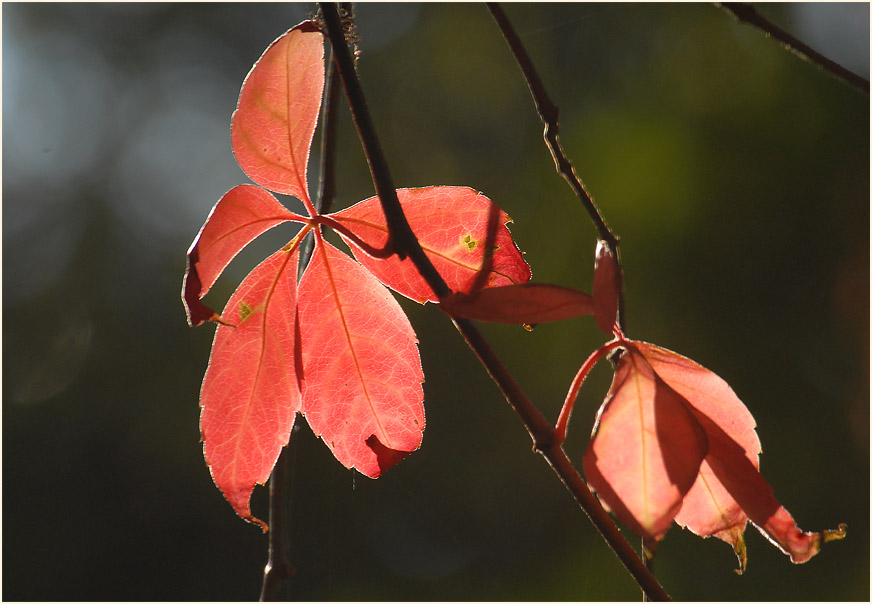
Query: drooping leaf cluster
560 249 846 570
183 18 844 573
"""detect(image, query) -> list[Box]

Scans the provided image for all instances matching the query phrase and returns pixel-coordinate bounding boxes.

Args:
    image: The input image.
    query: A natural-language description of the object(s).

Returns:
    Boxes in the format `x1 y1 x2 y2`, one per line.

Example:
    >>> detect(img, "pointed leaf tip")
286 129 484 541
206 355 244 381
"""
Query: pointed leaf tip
298 238 424 478
823 523 848 543
633 341 845 566
365 434 414 476
200 247 301 528
231 22 325 201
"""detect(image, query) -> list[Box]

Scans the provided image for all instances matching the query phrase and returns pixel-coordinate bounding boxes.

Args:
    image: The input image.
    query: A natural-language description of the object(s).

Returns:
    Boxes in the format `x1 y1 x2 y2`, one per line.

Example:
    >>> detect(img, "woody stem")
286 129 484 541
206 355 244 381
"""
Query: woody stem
321 4 669 600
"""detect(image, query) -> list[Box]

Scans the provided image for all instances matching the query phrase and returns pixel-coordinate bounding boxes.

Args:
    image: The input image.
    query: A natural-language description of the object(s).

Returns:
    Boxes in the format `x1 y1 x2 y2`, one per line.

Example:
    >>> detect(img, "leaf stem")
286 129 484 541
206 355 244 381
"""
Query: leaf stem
448 320 669 602
718 3 869 94
313 214 394 259
555 339 624 445
485 5 614 246
322 4 668 599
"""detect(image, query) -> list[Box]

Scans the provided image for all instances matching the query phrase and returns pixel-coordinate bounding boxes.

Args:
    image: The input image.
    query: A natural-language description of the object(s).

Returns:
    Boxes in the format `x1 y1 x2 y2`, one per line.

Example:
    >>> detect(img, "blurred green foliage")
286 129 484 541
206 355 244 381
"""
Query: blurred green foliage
3 3 868 600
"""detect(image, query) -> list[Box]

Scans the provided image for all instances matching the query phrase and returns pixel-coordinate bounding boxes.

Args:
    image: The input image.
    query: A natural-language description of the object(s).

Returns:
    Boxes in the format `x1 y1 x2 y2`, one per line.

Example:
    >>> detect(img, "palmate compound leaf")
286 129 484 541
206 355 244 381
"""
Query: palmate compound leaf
634 341 845 569
328 187 531 303
297 235 425 478
231 21 324 203
583 346 709 543
200 245 301 531
183 184 305 326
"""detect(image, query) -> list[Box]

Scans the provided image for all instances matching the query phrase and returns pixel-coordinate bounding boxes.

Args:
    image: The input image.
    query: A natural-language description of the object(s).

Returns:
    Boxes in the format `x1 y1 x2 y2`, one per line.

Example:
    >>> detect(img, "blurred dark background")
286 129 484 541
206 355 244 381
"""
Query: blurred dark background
3 3 868 601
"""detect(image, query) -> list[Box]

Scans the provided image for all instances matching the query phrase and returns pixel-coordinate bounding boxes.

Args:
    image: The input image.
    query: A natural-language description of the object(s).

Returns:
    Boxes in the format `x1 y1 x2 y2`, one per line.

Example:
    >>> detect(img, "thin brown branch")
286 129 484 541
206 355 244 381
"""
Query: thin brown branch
259 442 294 601
486 3 626 333
300 46 342 269
321 3 668 599
546 442 670 602
484 4 674 598
453 320 668 601
260 36 344 603
719 3 869 94
319 3 450 297
485 4 615 247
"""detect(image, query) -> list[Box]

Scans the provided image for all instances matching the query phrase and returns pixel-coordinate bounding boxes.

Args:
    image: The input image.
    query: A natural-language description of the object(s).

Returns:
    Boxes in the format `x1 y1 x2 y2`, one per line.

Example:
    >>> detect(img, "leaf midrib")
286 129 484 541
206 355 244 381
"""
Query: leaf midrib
316 238 391 449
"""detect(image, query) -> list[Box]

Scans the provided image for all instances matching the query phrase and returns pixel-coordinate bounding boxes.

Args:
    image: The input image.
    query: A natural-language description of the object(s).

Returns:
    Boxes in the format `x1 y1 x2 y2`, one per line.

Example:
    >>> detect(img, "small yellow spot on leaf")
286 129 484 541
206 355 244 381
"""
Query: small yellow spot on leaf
239 301 253 323
461 234 477 251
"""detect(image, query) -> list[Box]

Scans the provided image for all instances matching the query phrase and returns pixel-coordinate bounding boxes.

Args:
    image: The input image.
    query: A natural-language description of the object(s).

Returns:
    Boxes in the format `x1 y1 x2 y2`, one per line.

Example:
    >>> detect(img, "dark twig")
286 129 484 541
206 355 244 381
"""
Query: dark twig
259 442 293 601
719 3 869 94
468 202 501 294
260 40 342 604
321 3 668 600
485 4 616 249
486 3 626 332
451 321 670 602
319 3 450 297
485 4 673 598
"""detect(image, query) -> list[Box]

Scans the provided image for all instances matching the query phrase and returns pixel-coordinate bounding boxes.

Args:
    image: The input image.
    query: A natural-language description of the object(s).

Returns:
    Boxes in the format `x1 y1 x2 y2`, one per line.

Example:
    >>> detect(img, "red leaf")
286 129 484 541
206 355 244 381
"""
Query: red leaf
633 342 757 563
635 341 842 567
183 184 303 326
592 239 622 335
297 236 424 478
583 346 708 543
231 22 324 202
200 246 301 530
440 283 592 324
328 187 531 303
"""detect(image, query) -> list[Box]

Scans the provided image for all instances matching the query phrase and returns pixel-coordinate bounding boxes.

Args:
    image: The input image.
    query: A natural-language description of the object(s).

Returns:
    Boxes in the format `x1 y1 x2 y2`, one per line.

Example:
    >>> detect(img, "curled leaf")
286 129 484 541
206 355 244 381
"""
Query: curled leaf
634 341 846 566
183 185 303 326
592 239 622 335
583 347 709 542
440 283 592 325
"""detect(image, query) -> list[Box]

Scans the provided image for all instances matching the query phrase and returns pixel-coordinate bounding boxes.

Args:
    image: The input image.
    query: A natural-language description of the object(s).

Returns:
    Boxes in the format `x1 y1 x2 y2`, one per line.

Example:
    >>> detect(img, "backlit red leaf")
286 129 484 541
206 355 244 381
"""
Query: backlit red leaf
635 342 841 566
200 246 301 530
592 239 621 335
583 347 708 543
231 22 324 202
329 187 531 303
297 236 424 478
183 184 304 326
440 283 592 324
